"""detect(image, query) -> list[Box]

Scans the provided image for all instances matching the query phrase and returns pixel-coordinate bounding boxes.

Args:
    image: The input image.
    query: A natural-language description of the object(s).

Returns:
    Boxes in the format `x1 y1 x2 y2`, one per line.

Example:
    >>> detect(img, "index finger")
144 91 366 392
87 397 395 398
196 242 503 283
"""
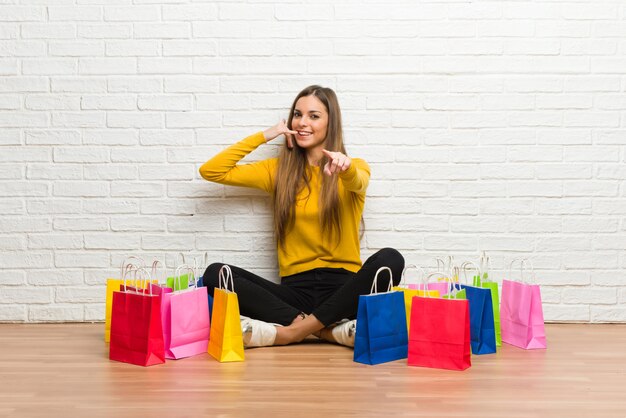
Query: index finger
321 149 334 158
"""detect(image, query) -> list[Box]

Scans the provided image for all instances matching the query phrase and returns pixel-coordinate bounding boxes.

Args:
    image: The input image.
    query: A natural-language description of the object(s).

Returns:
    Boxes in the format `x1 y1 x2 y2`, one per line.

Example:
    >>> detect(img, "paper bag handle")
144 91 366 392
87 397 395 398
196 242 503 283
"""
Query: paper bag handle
138 267 153 295
219 265 235 292
120 256 144 280
194 252 209 282
120 264 135 291
452 266 460 282
508 258 536 284
445 269 463 298
424 272 446 296
399 264 426 287
370 266 393 294
174 264 196 292
122 267 153 295
435 255 454 275
151 259 165 285
461 261 481 286
479 251 491 282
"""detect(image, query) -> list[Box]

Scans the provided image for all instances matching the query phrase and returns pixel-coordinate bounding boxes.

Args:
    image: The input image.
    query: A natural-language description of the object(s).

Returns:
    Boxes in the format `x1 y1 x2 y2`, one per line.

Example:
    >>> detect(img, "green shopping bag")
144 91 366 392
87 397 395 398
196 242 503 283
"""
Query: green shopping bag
166 274 190 291
443 267 466 300
444 286 466 300
166 252 207 291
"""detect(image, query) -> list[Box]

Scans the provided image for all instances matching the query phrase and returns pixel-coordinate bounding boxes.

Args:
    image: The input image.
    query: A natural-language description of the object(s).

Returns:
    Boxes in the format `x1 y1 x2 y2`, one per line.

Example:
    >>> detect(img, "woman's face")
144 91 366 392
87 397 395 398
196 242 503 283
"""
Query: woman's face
291 95 328 151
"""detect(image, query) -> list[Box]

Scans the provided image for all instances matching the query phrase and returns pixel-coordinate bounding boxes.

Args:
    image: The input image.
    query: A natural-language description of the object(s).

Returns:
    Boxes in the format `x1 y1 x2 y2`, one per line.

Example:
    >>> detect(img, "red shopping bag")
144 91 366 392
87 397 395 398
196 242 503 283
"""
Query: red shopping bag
109 268 165 367
105 256 144 342
408 295 471 371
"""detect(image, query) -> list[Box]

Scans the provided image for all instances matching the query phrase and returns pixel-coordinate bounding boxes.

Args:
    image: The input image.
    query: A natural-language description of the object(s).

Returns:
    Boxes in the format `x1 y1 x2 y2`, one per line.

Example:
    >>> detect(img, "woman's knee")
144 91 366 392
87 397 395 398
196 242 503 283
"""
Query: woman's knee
373 248 405 285
201 262 225 288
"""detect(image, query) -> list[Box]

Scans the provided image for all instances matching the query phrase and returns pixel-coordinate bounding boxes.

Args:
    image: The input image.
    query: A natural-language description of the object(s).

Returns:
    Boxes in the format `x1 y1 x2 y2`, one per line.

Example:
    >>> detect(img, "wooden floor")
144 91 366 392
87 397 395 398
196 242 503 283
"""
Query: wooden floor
0 324 625 418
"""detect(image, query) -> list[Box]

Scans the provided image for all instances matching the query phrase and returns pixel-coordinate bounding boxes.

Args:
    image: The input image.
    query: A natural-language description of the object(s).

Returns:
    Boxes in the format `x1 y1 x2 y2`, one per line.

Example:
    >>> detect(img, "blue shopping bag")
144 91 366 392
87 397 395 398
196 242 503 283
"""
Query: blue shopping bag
476 252 501 347
354 267 408 365
460 283 496 355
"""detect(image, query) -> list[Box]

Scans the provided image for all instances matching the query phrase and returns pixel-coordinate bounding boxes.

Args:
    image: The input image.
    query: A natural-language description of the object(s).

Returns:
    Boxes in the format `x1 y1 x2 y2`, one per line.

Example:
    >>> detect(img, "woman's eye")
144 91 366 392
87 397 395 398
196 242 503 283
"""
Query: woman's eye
311 114 319 119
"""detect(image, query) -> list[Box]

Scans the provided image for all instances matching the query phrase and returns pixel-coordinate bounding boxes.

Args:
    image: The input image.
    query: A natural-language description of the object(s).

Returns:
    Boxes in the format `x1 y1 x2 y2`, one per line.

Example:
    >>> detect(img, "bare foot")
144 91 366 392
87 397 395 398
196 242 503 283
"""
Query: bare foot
274 314 325 345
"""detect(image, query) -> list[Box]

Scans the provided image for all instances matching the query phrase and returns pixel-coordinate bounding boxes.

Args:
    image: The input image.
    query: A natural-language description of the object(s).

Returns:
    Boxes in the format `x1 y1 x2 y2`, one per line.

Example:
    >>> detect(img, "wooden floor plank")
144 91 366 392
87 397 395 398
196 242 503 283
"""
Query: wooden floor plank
0 324 625 418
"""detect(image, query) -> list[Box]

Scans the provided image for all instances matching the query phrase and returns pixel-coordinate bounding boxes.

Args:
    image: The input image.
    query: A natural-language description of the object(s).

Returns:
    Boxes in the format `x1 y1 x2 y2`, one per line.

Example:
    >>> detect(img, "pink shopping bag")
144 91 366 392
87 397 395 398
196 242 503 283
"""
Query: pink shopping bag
162 265 210 359
408 281 450 296
500 259 547 350
408 256 455 295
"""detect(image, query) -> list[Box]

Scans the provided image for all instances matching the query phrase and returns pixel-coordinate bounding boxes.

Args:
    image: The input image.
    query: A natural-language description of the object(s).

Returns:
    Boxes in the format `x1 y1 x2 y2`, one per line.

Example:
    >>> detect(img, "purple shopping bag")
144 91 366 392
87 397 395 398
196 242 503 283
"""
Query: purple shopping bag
500 259 546 350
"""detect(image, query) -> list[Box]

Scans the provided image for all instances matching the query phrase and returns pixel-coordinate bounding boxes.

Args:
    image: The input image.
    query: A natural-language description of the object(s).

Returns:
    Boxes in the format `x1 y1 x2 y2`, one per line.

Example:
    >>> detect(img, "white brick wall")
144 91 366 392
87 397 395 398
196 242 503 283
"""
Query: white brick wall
1 1 625 323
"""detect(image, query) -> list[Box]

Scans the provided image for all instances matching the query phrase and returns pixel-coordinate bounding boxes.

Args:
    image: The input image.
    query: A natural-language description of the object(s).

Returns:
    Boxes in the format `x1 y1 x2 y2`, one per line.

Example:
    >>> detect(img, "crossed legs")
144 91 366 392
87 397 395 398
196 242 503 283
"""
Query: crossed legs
203 248 404 346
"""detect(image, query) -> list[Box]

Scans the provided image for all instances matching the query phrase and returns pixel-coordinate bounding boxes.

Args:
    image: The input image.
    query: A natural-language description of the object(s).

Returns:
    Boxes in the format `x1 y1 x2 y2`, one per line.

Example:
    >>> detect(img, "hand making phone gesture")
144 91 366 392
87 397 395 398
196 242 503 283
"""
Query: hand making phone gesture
263 119 297 149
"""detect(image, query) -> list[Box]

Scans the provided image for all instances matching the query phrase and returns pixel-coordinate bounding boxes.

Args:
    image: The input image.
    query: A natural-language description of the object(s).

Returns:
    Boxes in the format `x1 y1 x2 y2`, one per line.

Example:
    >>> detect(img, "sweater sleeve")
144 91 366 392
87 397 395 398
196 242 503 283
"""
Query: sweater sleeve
199 132 275 193
338 158 370 195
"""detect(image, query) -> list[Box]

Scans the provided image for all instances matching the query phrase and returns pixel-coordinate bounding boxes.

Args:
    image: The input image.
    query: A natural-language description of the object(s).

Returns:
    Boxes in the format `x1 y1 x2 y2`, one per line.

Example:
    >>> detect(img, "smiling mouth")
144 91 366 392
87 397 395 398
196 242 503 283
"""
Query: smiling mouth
297 131 312 137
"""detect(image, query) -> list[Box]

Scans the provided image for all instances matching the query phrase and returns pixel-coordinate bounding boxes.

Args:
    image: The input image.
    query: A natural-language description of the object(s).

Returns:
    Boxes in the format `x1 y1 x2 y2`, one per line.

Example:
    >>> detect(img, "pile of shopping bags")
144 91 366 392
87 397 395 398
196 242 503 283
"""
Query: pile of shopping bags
104 252 547 371
353 254 547 371
105 255 245 367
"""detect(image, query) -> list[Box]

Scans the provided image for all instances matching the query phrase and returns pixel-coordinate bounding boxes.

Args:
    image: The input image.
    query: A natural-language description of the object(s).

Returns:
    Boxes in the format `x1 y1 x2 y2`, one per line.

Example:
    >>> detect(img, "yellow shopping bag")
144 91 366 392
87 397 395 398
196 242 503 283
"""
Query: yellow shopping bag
208 265 245 362
393 266 440 332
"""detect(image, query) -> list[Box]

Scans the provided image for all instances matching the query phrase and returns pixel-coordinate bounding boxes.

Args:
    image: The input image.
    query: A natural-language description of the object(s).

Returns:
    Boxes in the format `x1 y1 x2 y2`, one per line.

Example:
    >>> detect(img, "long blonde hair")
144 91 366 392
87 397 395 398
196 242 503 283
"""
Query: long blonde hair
273 85 345 247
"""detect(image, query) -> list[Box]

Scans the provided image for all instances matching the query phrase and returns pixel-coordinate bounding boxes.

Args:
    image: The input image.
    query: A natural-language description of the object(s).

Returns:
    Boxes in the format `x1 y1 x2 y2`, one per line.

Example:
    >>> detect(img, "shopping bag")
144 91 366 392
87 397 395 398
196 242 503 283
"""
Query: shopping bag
475 252 501 346
208 265 245 362
354 267 408 365
501 259 547 350
434 255 455 282
105 256 145 342
193 252 213 317
459 284 496 355
162 265 210 359
443 270 467 301
479 280 500 347
166 274 191 291
408 281 450 296
459 261 496 355
109 268 165 367
164 252 195 290
411 256 455 294
393 266 440 333
194 277 213 319
408 294 471 371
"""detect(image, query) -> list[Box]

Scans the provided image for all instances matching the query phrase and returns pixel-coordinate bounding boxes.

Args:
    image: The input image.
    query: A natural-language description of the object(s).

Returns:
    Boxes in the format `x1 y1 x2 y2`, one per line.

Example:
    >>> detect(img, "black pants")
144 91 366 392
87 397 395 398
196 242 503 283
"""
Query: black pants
202 247 404 327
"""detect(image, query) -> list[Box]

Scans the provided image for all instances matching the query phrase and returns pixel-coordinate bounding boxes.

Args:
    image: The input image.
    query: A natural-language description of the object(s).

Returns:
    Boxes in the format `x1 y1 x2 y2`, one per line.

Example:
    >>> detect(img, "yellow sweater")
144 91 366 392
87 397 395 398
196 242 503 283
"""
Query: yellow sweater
199 132 370 277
